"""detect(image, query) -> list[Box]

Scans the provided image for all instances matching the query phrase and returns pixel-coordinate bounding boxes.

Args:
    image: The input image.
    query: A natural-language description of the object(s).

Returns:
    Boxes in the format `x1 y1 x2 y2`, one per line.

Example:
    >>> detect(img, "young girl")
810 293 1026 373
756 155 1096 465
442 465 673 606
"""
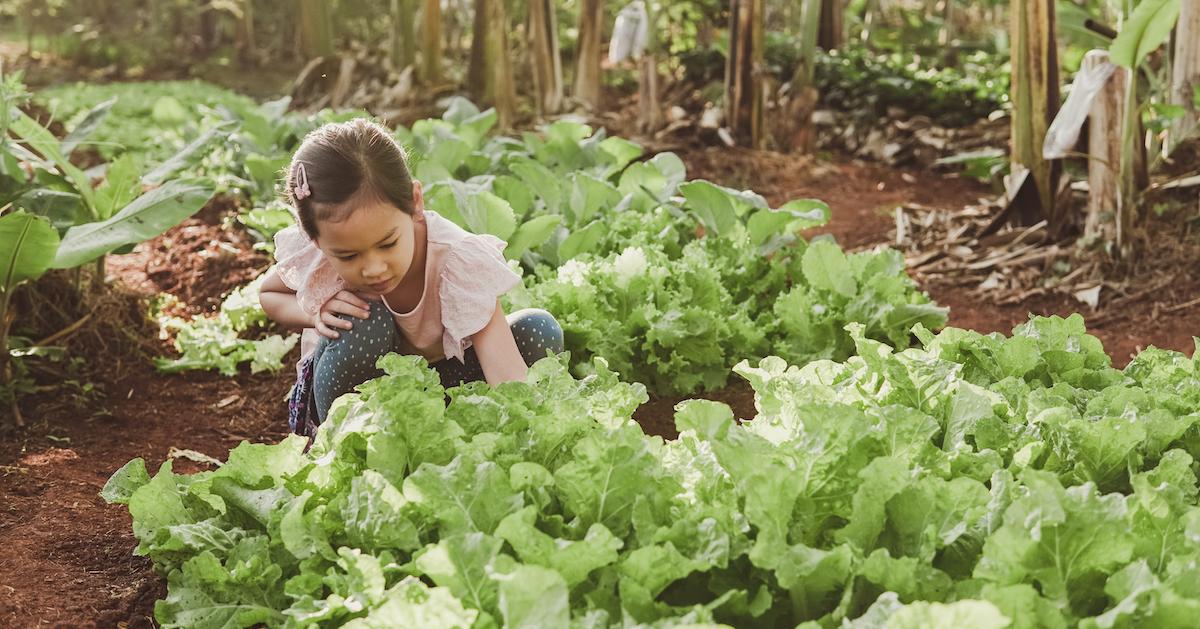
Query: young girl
259 119 564 437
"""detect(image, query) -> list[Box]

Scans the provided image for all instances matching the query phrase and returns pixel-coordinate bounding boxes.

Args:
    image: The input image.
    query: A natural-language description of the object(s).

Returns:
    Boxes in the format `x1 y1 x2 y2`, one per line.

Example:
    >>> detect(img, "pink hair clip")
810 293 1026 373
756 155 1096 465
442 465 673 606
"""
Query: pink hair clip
293 163 312 200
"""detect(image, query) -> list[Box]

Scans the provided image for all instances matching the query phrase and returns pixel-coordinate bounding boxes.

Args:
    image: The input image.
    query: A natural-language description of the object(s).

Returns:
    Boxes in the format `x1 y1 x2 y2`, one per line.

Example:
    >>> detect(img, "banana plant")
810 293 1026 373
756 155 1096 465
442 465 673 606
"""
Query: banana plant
1107 0 1181 255
0 211 59 426
1 71 215 426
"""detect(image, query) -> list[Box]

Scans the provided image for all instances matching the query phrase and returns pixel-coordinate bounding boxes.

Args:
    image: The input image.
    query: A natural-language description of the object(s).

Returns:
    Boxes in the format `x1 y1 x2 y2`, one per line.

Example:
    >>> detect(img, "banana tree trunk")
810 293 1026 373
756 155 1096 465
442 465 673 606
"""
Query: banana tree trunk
299 0 334 59
236 0 257 64
529 0 564 115
1009 0 1061 229
575 0 604 110
390 0 417 70
726 0 765 148
1085 50 1132 255
469 0 517 127
818 0 843 50
421 0 443 85
1172 1 1200 147
638 1 662 132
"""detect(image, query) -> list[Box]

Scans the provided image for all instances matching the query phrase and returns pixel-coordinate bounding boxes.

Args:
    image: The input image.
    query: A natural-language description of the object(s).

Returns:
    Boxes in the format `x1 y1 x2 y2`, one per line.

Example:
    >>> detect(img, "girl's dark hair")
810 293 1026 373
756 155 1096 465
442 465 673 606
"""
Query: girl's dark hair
285 118 414 239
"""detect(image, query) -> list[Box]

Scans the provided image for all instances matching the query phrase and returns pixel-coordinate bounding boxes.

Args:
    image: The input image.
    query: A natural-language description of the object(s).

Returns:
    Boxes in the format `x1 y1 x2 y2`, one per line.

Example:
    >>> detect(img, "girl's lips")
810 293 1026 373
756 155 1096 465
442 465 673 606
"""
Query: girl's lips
368 279 394 292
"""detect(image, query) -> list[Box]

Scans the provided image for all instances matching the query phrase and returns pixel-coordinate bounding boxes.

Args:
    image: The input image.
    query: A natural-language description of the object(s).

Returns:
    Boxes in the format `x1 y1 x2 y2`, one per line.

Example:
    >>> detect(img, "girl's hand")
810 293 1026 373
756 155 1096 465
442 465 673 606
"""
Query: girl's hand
313 290 373 339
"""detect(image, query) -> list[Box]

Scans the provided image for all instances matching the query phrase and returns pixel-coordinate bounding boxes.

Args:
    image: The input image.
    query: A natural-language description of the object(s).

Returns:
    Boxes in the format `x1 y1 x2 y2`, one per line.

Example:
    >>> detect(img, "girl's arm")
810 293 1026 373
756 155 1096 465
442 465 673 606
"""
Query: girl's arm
471 299 529 385
258 267 371 338
258 268 313 330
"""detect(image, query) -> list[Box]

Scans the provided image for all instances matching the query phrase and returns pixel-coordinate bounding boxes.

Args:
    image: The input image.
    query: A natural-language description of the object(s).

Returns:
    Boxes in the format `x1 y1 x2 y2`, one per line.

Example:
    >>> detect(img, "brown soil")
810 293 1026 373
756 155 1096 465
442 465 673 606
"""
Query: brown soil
2 148 1197 626
106 195 270 318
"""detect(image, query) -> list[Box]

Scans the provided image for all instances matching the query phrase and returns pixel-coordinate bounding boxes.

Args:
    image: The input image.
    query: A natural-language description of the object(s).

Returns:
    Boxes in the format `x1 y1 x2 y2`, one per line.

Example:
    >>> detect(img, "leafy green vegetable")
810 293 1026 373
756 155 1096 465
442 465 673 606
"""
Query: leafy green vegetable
155 275 297 376
109 316 1200 627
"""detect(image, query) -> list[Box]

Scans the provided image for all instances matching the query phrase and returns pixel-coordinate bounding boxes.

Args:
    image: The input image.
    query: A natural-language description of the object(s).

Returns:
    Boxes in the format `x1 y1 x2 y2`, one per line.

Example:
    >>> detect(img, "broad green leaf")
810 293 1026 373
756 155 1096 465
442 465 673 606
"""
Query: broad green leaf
337 470 421 552
16 188 84 229
415 532 504 618
598 136 644 175
510 158 563 215
142 121 234 185
886 600 1010 629
493 565 570 629
10 110 97 214
747 199 831 245
60 96 116 155
100 458 151 505
494 506 622 587
491 174 534 217
802 239 858 298
680 180 740 237
343 577 478 628
1110 0 1182 68
975 471 1134 609
94 154 141 220
52 179 214 268
553 424 658 538
460 191 516 240
568 172 622 225
557 219 606 262
673 399 734 440
504 214 561 259
403 456 522 535
151 95 189 125
0 210 59 292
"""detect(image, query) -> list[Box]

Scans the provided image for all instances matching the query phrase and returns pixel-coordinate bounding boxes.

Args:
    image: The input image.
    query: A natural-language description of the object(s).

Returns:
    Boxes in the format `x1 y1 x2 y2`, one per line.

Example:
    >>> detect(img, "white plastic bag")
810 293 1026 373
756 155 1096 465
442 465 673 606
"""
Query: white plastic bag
609 1 649 64
1042 57 1117 159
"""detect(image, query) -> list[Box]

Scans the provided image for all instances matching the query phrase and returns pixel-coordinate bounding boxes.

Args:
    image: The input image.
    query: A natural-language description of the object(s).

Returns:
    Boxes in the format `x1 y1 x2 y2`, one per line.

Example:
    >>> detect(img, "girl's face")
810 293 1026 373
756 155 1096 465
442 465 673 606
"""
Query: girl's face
314 181 425 295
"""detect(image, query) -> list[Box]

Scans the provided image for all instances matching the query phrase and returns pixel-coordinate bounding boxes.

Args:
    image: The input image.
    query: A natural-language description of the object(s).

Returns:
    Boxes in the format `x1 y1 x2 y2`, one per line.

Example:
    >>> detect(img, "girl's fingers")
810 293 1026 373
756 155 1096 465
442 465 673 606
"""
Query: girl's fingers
315 319 340 339
339 291 371 310
323 311 353 331
330 299 370 319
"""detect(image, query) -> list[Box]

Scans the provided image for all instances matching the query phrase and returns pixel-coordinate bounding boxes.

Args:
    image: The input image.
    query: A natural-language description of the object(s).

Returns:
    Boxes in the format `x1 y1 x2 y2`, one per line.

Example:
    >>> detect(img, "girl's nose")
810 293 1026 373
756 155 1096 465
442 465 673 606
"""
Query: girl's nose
363 260 388 279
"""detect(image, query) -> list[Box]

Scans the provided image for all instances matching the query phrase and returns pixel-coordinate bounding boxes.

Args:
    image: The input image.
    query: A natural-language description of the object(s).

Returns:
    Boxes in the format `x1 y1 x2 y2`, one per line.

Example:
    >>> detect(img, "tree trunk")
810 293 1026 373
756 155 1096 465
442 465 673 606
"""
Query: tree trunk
299 0 334 59
390 0 417 71
529 0 564 115
1172 2 1200 147
638 0 662 133
726 0 765 148
199 5 219 54
574 0 604 110
778 0 821 152
818 0 843 50
1009 0 1061 229
468 0 487 100
469 0 517 127
421 0 443 85
236 0 257 65
1085 50 1132 255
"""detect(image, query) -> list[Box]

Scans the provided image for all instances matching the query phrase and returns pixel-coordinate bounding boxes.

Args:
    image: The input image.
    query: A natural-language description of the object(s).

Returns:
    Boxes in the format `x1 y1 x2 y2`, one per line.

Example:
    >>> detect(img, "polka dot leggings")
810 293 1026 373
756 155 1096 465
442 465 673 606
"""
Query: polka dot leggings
310 299 564 424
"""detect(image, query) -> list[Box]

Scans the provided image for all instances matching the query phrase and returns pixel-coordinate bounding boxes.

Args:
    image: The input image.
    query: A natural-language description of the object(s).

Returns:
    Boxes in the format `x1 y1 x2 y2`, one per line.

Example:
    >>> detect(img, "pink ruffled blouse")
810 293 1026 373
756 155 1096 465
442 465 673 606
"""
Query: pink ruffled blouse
273 210 522 375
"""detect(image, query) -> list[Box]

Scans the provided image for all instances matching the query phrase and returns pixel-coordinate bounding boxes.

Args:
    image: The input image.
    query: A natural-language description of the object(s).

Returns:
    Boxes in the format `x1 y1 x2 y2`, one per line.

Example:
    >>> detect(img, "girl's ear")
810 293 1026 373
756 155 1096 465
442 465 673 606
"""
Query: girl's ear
412 180 426 219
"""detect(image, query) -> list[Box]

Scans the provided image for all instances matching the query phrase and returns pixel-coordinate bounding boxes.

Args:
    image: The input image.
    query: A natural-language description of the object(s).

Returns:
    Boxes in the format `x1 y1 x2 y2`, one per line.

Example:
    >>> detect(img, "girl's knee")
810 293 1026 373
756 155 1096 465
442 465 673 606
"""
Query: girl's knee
509 309 564 362
317 300 395 368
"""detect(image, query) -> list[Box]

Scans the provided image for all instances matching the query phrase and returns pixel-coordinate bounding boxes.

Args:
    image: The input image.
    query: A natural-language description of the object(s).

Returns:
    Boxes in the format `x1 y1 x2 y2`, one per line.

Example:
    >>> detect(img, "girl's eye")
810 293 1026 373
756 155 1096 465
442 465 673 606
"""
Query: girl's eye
337 254 358 261
380 240 399 249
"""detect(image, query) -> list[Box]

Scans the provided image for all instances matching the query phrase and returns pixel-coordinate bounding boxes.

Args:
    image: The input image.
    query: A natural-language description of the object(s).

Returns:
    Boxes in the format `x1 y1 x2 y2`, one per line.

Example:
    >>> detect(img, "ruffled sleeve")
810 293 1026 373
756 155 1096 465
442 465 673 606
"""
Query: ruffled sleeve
439 233 523 362
273 224 345 316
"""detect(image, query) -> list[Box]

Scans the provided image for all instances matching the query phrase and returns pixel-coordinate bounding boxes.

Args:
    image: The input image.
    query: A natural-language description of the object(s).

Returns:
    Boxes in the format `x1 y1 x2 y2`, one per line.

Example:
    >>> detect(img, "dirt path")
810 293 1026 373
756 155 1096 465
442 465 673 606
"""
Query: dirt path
2 152 1196 626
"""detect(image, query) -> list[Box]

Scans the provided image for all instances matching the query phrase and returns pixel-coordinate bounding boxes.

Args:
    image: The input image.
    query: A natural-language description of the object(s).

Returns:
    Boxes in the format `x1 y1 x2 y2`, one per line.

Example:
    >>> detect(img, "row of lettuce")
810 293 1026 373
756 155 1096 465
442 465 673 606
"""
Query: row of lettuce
21 80 942 397
105 314 1200 627
37 77 1200 627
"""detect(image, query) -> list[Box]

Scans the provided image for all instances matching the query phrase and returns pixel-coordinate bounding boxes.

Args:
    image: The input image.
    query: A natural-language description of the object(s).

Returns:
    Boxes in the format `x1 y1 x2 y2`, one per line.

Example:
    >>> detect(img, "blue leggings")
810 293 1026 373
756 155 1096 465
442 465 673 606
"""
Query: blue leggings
310 300 563 423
